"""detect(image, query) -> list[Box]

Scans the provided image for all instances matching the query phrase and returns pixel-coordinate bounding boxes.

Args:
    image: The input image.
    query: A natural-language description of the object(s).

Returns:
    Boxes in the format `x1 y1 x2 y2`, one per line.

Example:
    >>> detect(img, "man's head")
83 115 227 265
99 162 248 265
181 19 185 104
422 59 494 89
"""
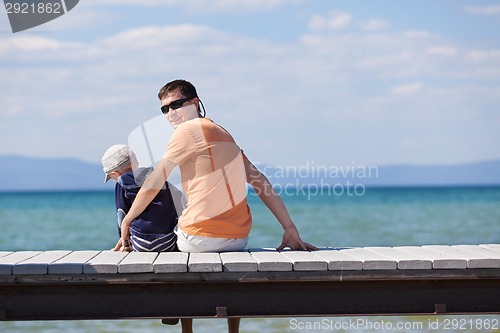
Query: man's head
158 79 198 101
101 144 137 182
158 79 202 128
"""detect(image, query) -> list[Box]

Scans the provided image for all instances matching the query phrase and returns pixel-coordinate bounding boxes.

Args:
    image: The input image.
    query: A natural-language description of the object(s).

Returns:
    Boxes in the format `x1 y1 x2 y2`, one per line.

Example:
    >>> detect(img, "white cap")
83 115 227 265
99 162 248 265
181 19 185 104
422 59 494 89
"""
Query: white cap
101 144 134 182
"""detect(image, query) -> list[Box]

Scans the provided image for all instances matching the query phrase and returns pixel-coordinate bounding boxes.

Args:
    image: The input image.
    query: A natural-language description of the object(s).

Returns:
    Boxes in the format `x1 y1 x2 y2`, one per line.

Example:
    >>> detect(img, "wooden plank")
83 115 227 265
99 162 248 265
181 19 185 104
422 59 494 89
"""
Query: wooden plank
455 244 500 254
341 248 397 270
366 247 432 270
422 245 498 269
0 251 41 275
13 251 71 275
0 252 12 259
188 253 222 272
479 244 500 253
83 251 128 274
220 252 258 272
279 251 328 271
249 249 293 272
118 252 158 273
48 251 101 274
398 246 467 269
444 245 500 269
2 245 499 276
313 249 363 271
153 252 189 273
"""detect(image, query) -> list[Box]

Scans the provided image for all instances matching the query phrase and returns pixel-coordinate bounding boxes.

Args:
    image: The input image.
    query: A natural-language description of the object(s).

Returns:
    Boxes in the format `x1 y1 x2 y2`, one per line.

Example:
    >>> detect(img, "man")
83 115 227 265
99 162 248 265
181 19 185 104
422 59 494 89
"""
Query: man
119 79 315 252
118 79 316 333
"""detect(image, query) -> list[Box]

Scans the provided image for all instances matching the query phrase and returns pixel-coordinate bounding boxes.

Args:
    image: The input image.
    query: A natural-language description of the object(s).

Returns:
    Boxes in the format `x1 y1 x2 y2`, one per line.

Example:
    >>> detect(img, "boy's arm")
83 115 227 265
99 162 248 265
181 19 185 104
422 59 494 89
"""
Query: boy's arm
116 158 177 251
243 154 317 251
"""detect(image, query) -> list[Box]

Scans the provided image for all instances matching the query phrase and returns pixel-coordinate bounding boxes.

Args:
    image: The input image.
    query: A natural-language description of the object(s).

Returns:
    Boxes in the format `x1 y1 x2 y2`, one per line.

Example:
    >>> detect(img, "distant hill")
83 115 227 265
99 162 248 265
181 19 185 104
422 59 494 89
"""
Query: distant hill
0 155 499 191
0 155 113 191
253 159 500 188
366 160 500 187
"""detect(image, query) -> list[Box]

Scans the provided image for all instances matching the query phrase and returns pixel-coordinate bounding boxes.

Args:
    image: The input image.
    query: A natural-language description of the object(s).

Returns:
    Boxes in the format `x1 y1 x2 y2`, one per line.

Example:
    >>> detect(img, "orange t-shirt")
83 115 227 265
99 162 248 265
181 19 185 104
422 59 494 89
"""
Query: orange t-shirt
165 118 252 238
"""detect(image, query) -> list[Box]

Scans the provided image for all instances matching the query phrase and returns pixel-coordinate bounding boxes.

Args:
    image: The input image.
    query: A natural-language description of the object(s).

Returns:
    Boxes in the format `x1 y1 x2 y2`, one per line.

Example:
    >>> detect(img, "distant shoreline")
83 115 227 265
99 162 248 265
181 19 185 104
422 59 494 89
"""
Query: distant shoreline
1 183 500 194
1 155 500 192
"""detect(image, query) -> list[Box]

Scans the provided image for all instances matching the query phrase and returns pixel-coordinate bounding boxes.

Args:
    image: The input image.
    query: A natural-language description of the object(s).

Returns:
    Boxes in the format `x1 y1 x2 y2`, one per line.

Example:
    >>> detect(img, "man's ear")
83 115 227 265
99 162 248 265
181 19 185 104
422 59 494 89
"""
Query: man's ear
193 97 202 116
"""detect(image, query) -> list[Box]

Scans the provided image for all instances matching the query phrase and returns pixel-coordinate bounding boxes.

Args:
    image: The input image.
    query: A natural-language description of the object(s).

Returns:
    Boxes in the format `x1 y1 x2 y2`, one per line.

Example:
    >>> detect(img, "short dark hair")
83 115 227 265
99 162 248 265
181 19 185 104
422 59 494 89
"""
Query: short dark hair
158 79 198 100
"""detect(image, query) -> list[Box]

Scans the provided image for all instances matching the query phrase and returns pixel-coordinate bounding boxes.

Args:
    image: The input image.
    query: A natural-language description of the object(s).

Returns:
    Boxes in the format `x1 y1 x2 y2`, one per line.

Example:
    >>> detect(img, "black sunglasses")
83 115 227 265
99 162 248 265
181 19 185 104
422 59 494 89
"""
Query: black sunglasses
161 97 193 114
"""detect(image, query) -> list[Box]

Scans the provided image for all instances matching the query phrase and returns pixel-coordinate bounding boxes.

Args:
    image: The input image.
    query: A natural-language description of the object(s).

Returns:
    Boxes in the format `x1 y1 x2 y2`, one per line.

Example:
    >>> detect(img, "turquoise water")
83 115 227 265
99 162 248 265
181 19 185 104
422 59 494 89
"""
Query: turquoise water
1 186 499 332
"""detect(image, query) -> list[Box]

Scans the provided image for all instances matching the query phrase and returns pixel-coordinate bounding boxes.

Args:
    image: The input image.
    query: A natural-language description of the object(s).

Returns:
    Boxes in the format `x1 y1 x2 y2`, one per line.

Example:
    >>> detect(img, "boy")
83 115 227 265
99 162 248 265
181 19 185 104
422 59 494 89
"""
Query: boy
102 144 182 252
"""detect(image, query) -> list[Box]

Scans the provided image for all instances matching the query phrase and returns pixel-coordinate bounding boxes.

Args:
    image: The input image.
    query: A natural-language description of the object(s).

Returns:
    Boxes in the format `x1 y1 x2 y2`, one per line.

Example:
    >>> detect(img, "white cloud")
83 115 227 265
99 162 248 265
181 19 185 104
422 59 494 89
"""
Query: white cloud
466 50 500 62
464 5 500 16
0 36 70 53
427 46 458 56
84 0 298 12
44 3 119 31
98 24 245 54
309 11 352 31
194 0 299 12
359 19 390 31
0 0 116 33
85 0 179 5
403 30 434 38
1 7 499 166
390 82 423 95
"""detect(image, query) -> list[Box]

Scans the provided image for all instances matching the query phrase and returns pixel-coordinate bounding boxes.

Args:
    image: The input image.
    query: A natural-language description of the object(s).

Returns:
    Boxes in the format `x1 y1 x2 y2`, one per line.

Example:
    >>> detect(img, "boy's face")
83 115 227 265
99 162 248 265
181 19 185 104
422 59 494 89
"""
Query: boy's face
107 158 136 182
161 90 199 128
107 170 120 182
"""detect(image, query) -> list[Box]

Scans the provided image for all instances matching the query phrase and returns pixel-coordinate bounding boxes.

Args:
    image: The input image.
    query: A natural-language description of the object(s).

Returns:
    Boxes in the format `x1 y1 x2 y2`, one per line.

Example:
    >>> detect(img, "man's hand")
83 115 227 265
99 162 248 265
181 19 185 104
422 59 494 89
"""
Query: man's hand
111 238 121 251
277 226 318 251
111 237 132 252
116 218 132 252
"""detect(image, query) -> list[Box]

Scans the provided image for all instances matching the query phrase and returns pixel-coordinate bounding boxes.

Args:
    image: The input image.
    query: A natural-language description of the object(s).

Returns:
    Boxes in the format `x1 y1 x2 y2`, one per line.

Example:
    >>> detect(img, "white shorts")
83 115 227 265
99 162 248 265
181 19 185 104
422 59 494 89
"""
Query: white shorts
175 226 248 253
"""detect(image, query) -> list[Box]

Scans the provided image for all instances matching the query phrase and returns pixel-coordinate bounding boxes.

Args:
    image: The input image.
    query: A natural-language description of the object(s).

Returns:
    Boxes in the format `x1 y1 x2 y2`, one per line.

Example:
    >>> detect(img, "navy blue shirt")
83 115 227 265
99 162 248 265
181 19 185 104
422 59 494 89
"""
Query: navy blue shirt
115 167 178 237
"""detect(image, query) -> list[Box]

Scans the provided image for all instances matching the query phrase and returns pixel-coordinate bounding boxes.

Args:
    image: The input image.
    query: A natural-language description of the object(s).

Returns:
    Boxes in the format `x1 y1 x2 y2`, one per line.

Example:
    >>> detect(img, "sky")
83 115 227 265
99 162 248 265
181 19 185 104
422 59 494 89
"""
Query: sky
0 0 499 169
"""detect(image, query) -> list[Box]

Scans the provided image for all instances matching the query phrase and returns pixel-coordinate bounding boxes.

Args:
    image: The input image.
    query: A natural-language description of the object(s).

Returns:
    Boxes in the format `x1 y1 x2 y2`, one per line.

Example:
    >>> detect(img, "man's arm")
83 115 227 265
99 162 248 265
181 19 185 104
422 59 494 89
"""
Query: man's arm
243 155 317 251
111 185 130 251
115 158 177 251
167 181 187 217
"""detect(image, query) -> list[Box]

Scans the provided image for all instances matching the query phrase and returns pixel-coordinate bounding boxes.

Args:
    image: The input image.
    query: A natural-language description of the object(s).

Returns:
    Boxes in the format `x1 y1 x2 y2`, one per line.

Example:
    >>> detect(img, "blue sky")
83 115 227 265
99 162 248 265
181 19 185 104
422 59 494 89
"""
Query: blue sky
0 0 499 168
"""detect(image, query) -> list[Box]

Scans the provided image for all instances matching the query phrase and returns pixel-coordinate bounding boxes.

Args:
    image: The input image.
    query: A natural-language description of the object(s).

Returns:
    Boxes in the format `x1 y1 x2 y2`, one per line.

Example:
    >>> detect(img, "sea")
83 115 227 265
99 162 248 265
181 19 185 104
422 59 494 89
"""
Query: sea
1 186 499 333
